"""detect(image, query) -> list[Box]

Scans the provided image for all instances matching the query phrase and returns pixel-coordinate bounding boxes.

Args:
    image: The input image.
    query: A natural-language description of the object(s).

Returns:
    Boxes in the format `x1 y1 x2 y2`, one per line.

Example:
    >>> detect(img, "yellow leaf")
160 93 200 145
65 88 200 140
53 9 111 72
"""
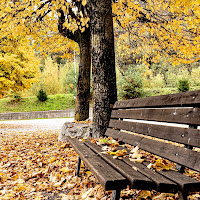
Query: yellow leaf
60 167 71 173
86 171 92 175
82 0 86 6
49 157 56 163
1 193 15 199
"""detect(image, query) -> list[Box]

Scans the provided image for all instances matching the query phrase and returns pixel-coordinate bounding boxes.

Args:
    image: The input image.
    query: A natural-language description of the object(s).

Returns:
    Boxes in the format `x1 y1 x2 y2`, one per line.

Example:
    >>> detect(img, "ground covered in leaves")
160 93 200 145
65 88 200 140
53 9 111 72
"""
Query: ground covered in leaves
0 124 200 200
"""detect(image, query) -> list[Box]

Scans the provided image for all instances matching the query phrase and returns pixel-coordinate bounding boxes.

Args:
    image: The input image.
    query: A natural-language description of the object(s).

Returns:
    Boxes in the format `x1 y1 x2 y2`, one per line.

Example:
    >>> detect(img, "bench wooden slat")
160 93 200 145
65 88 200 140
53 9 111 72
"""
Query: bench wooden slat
111 108 200 126
109 119 200 148
113 90 200 109
66 137 127 190
85 141 178 193
105 129 200 172
84 140 157 191
158 170 200 194
121 158 178 193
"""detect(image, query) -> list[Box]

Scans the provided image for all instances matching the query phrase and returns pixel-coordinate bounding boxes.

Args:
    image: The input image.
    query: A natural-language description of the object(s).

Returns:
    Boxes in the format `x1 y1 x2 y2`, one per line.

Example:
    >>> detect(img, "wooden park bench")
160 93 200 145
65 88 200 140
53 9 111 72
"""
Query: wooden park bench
66 90 200 200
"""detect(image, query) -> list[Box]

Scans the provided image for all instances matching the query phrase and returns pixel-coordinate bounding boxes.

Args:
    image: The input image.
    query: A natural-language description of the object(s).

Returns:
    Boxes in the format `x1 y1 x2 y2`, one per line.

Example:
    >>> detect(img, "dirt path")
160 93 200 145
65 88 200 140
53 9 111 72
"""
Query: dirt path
0 118 74 134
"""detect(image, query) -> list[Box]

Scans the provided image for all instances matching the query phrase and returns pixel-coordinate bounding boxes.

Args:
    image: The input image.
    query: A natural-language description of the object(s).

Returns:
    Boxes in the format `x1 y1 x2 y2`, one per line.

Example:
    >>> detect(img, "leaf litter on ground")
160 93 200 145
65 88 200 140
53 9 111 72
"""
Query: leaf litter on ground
0 124 200 200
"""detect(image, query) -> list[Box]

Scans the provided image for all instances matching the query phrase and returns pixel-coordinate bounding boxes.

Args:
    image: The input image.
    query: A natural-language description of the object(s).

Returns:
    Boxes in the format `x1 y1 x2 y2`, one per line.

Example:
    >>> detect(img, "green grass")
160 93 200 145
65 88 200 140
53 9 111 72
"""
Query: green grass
0 94 75 113
143 86 200 97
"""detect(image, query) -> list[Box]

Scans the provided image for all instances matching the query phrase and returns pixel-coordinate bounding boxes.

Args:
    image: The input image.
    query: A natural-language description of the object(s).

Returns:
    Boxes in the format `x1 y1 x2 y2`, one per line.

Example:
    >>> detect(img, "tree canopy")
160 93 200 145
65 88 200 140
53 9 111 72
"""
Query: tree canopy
113 0 200 67
1 0 199 67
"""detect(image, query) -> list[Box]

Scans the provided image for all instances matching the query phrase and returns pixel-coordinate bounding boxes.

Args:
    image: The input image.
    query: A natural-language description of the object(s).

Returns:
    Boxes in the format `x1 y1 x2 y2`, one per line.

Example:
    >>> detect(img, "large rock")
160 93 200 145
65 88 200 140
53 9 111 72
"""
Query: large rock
58 122 92 142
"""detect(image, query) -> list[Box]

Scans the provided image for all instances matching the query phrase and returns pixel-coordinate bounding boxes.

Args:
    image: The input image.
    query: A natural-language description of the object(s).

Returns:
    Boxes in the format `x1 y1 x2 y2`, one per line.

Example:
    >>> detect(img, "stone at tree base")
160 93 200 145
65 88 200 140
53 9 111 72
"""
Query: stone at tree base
58 122 93 142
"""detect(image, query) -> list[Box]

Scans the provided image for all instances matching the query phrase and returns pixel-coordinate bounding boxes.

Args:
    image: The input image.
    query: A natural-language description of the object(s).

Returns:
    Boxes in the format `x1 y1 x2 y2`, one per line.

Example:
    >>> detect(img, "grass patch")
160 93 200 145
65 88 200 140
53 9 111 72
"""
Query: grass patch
143 86 200 97
0 94 75 113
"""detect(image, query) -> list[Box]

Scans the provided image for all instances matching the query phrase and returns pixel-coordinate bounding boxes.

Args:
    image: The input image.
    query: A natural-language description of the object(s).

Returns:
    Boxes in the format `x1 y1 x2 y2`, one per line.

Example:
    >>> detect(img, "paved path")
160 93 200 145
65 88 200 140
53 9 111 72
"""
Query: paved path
0 118 74 133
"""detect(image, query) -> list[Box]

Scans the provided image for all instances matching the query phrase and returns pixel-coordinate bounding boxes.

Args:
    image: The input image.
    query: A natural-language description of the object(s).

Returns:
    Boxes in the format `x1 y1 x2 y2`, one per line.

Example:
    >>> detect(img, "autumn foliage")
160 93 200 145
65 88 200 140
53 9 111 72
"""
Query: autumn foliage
0 35 40 98
113 0 200 66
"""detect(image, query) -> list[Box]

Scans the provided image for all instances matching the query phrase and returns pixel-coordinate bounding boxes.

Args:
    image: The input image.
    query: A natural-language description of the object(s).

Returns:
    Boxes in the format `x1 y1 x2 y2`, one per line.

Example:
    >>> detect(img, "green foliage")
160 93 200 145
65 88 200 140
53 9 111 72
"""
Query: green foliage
24 58 78 97
143 87 178 97
0 94 75 113
191 67 200 86
60 64 77 95
151 74 165 88
118 67 144 99
178 79 190 92
37 89 48 102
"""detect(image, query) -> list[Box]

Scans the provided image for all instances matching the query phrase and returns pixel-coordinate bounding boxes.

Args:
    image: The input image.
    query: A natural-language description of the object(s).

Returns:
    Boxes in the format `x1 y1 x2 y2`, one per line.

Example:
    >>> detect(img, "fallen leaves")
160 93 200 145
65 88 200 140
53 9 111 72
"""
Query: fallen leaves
151 159 174 171
0 125 200 200
0 130 99 199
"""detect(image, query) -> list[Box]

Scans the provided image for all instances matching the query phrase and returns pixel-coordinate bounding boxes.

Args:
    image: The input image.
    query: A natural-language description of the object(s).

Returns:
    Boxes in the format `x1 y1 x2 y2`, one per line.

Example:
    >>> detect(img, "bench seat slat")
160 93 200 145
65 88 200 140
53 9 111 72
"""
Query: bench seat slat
109 119 200 148
111 108 200 126
158 170 200 194
66 137 127 190
113 90 200 109
84 140 178 193
84 140 157 191
105 129 200 172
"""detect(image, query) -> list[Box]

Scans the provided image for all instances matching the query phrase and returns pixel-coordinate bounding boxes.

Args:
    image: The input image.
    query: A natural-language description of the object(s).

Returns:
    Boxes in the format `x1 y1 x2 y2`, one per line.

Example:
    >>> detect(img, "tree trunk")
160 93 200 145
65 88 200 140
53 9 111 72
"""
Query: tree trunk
89 0 117 137
75 30 91 121
58 10 91 121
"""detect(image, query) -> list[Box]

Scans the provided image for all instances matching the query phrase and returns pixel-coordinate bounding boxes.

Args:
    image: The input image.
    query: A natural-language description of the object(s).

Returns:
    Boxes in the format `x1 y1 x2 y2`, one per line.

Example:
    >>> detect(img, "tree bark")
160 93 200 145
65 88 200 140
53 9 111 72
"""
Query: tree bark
89 0 117 137
58 10 91 121
75 30 91 121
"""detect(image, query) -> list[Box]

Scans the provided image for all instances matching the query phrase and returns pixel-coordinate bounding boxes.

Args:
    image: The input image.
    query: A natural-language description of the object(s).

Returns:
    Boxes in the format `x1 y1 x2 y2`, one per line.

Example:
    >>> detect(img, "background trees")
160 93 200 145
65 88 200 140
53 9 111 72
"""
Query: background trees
0 35 40 98
0 0 199 137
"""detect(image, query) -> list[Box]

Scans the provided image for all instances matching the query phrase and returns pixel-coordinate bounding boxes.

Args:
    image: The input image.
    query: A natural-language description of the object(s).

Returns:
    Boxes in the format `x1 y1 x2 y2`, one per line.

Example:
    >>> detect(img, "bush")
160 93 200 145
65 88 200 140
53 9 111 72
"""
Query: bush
37 89 48 102
118 68 144 99
178 79 190 92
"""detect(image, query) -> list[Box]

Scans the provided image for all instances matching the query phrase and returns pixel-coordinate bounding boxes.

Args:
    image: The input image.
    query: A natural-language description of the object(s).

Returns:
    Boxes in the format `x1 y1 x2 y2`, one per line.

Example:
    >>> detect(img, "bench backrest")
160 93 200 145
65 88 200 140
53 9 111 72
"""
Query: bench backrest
106 90 200 172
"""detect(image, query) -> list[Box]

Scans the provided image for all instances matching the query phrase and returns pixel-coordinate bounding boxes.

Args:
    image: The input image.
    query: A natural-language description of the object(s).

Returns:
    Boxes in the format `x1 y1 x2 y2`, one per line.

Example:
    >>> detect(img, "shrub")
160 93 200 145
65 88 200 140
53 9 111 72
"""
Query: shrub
151 74 165 88
14 94 21 102
37 89 48 102
118 68 144 99
178 79 190 92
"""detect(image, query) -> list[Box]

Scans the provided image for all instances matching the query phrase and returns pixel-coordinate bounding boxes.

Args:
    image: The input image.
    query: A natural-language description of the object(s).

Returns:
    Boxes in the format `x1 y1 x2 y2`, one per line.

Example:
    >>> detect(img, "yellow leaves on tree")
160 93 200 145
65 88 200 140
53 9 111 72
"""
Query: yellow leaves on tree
0 35 40 98
113 0 200 66
0 0 82 60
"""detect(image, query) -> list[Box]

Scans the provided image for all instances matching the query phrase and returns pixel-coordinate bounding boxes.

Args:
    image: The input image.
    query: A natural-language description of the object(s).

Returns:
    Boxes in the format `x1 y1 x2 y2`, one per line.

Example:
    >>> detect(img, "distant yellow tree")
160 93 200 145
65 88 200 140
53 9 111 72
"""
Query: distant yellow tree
0 34 40 98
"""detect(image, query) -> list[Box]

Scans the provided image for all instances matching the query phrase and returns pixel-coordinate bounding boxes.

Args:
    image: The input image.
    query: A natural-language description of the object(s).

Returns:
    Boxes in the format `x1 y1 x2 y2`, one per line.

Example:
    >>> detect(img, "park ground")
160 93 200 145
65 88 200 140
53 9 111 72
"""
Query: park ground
0 119 200 200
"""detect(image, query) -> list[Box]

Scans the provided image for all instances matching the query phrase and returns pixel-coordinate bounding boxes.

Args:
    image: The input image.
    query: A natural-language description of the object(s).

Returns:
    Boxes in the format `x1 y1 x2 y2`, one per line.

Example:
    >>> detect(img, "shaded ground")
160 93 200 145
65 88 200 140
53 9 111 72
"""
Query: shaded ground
0 119 199 200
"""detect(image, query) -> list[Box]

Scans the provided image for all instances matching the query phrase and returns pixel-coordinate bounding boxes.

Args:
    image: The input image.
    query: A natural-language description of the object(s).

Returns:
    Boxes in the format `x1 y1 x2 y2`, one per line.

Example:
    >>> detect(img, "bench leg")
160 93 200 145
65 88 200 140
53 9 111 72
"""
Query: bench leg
111 189 121 200
76 157 81 177
178 191 188 200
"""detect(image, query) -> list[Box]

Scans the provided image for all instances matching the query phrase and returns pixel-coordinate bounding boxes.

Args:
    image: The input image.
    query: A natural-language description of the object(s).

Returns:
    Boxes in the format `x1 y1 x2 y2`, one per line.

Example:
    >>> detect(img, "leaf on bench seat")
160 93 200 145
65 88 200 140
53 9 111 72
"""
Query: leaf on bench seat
129 145 144 163
151 159 174 171
114 149 127 157
101 146 111 152
96 137 119 147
